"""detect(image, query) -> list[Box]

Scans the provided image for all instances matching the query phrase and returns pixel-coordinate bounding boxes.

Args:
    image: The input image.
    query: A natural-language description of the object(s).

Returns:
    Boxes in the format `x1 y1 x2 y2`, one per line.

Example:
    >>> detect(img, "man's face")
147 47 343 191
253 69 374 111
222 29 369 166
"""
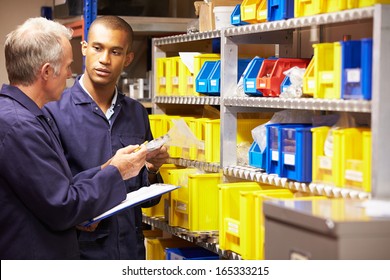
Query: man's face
82 24 133 88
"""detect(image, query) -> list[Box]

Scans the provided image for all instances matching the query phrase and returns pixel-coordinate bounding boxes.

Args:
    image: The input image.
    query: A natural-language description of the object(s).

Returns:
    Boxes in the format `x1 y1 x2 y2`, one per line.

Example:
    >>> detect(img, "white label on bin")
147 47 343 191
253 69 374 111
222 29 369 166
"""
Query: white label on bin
321 72 333 81
345 169 363 182
211 80 217 86
160 77 166 85
272 150 279 161
246 81 255 88
319 156 332 170
245 7 254 13
308 80 315 89
284 154 295 166
198 81 205 85
176 201 187 211
233 15 239 21
260 83 266 88
259 10 267 17
228 222 239 234
172 76 179 85
188 76 193 84
346 68 361 83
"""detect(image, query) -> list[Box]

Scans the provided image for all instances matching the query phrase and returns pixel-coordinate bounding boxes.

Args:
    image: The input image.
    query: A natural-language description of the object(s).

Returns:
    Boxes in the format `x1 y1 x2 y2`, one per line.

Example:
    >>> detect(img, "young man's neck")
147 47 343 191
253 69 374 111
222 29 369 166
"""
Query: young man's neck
81 74 116 112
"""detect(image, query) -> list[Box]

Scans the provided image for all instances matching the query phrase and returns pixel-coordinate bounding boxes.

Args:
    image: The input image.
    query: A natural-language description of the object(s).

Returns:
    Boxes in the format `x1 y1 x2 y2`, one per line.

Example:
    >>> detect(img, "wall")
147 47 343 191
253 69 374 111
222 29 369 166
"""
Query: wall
0 0 52 85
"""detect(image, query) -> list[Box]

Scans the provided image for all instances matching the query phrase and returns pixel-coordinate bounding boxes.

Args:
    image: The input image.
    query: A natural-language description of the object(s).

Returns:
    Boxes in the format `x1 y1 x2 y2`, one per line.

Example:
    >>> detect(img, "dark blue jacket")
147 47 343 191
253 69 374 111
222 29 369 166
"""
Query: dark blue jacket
44 77 158 259
0 84 126 259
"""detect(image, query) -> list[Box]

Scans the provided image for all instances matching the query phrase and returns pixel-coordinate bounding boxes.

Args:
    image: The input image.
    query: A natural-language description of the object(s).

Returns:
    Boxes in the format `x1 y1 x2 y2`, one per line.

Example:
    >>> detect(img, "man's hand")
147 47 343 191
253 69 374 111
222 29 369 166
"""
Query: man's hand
109 144 147 180
145 145 169 173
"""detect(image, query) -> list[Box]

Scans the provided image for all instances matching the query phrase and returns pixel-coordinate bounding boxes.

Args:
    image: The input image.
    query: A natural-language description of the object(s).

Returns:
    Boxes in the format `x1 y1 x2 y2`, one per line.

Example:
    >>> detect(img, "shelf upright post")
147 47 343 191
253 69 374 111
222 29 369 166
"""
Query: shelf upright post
220 28 239 172
371 4 390 199
83 0 97 41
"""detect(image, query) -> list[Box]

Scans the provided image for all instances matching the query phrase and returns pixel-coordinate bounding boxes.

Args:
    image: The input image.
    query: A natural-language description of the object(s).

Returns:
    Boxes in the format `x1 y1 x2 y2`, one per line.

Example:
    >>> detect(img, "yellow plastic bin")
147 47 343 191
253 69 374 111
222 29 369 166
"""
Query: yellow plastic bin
323 0 347 13
156 57 173 96
347 0 390 8
145 236 194 260
219 182 287 260
142 164 185 218
170 171 222 231
205 118 269 163
149 114 169 138
294 0 322 17
343 129 371 192
313 42 342 99
302 57 315 96
241 0 267 23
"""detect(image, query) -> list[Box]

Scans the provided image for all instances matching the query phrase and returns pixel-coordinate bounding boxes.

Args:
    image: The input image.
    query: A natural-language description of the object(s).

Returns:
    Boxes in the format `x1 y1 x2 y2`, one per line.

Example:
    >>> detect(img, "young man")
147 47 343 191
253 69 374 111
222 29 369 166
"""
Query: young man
44 16 169 259
0 17 148 259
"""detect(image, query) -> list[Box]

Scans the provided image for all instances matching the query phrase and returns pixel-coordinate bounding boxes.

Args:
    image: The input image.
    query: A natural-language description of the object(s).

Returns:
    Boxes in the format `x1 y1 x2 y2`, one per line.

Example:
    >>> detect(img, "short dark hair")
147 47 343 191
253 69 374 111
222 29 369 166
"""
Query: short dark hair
88 16 134 53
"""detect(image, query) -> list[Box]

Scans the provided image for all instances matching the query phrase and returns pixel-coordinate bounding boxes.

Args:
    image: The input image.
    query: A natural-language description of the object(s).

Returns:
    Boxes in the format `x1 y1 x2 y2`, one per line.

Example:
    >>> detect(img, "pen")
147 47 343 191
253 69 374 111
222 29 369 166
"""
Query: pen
133 141 148 152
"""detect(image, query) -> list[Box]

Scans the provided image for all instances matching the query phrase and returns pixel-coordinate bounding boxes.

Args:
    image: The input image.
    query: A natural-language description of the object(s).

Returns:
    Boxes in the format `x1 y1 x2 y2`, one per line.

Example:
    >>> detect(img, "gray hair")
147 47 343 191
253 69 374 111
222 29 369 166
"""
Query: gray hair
5 17 73 86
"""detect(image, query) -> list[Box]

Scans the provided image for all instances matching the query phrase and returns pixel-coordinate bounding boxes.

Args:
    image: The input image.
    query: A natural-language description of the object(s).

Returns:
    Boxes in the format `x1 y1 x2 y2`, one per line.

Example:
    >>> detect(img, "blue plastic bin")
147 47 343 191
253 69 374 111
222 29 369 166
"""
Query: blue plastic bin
266 124 309 176
341 38 373 100
243 57 265 96
206 59 251 95
267 0 294 21
280 75 291 94
231 4 249 26
165 247 219 260
280 126 312 182
249 141 267 169
195 61 218 93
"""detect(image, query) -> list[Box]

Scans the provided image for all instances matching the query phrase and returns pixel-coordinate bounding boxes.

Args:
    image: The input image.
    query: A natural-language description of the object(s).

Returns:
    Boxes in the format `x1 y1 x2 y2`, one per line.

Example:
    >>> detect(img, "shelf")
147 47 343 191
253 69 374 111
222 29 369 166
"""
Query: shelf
225 7 374 38
142 215 242 260
154 96 221 106
224 165 371 200
153 30 221 46
167 158 221 173
223 96 371 113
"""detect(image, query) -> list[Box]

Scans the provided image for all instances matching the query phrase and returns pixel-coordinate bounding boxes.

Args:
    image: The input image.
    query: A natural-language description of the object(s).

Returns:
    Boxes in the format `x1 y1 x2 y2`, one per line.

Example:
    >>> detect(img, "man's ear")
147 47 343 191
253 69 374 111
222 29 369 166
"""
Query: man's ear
124 52 134 67
81 41 88 56
41 63 52 81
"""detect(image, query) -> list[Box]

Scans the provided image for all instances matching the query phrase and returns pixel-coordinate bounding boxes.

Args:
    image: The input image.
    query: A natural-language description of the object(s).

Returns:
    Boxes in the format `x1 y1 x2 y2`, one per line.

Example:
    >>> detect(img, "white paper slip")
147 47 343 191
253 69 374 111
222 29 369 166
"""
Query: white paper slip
80 183 180 227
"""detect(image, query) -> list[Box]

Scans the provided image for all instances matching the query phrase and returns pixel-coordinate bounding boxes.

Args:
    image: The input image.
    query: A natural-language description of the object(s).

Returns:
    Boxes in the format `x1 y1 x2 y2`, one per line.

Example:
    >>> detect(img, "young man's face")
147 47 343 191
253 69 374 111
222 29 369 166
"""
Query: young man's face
82 23 133 88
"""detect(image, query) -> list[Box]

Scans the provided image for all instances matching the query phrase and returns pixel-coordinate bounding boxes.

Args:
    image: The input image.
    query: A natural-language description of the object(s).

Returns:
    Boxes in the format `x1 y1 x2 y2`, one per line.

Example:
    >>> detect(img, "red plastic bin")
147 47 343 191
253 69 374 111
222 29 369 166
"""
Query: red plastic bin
256 58 311 97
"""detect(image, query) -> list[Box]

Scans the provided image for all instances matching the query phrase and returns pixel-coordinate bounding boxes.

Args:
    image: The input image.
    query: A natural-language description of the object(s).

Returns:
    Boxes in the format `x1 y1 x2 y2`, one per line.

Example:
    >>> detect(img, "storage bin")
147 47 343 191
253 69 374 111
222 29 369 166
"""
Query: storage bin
257 58 310 97
195 61 218 93
302 57 315 96
241 189 295 259
347 0 390 8
323 0 347 13
280 126 313 182
145 236 194 260
341 38 373 100
313 42 342 99
311 126 357 187
148 114 168 138
294 0 322 17
219 182 288 258
156 57 172 96
205 118 269 163
142 164 185 218
241 0 267 23
267 0 294 21
166 247 219 260
280 75 291 94
243 57 265 96
193 54 220 95
170 56 193 96
249 141 267 169
343 129 371 192
266 124 310 176
169 171 223 231
231 4 249 25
